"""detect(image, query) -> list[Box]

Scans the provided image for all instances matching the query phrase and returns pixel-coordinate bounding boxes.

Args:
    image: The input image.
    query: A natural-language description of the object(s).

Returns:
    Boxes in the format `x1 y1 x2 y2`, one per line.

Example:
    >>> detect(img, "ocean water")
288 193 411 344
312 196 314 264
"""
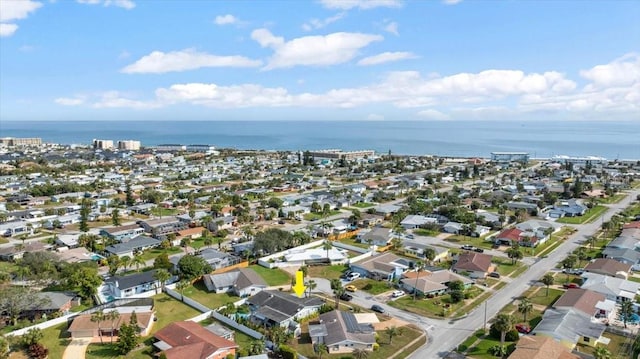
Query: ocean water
1 120 639 159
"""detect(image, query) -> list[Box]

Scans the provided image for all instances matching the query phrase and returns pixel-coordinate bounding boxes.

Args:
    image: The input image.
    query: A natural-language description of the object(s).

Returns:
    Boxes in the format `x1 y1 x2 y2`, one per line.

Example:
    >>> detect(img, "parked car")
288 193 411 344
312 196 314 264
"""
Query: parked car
563 283 579 289
345 285 357 292
515 324 531 334
562 268 583 275
340 293 353 302
474 248 485 253
346 272 361 281
391 290 405 298
371 304 385 313
488 272 501 278
461 245 474 250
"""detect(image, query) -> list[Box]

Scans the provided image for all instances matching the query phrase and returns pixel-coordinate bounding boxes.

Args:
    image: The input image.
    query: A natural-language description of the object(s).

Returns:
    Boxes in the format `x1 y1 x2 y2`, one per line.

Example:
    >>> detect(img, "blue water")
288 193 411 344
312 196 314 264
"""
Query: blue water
1 120 639 159
619 312 640 324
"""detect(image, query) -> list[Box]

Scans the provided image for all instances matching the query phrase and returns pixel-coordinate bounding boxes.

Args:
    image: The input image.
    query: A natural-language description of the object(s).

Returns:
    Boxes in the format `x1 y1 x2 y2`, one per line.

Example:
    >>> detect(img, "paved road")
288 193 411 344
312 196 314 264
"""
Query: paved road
309 189 638 359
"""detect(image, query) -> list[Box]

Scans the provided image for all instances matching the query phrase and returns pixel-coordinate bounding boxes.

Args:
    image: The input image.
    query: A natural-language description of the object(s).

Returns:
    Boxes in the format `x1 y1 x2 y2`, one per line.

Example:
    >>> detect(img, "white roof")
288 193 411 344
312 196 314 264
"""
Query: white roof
284 247 347 262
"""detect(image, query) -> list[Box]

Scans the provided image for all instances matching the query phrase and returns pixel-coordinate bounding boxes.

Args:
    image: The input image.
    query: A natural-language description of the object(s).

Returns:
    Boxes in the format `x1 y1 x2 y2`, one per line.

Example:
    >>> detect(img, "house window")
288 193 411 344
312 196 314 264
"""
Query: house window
583 336 590 343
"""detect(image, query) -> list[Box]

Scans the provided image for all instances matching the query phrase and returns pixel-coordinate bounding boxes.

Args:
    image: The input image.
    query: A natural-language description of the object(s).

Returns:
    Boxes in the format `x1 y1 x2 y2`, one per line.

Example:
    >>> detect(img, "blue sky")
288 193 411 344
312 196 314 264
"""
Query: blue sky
0 0 638 121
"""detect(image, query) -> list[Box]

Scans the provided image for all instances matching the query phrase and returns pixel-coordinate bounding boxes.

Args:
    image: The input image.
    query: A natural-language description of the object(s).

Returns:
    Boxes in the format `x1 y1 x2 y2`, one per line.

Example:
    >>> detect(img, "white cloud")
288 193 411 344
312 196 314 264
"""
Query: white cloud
579 53 640 88
55 97 85 106
118 50 130 60
367 113 384 121
443 0 462 4
121 49 262 74
302 12 346 31
417 109 449 120
251 28 383 70
0 23 18 37
319 0 402 10
93 91 159 109
383 21 398 36
76 0 135 10
0 0 42 37
155 83 294 108
357 51 417 66
214 14 238 25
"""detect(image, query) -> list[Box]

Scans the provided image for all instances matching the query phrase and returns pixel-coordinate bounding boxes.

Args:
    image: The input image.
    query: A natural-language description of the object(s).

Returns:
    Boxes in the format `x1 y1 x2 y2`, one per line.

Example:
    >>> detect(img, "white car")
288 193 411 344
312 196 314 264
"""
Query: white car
346 272 361 281
391 290 405 298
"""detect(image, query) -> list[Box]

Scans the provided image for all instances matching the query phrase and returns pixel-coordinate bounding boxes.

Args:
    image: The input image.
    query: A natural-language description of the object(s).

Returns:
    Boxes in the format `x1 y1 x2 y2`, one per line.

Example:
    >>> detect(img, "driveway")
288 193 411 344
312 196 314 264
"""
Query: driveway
62 338 91 359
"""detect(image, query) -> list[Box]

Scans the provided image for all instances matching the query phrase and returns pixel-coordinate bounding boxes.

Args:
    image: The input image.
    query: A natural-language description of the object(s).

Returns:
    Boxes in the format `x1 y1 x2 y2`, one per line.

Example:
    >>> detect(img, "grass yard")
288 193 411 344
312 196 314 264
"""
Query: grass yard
139 247 183 262
492 259 525 277
0 237 7 244
180 279 240 310
526 288 563 307
85 343 152 359
149 208 179 217
352 202 376 208
388 289 485 318
458 329 486 352
307 264 349 280
414 228 440 237
445 235 495 249
576 331 634 358
597 194 626 204
337 236 370 249
351 278 395 295
248 265 291 286
40 322 71 359
466 336 516 359
151 293 201 336
557 205 608 224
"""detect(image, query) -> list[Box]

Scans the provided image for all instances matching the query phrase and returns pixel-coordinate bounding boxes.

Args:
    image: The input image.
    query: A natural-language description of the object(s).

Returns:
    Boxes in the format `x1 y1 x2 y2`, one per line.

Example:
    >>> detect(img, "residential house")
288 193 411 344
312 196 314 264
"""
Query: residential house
196 248 242 271
100 224 144 242
140 217 188 238
507 335 580 359
553 288 615 321
202 268 267 297
308 310 376 354
358 227 392 246
68 310 155 338
153 321 238 359
246 290 324 331
443 222 464 234
601 247 640 265
580 272 640 303
374 203 402 217
401 270 473 296
506 201 539 214
0 241 50 261
55 233 81 248
56 246 97 263
349 252 411 281
532 308 609 349
400 215 436 230
452 252 494 279
207 216 236 233
23 292 80 320
104 235 161 258
553 199 588 217
105 269 163 298
584 258 632 279
401 240 449 263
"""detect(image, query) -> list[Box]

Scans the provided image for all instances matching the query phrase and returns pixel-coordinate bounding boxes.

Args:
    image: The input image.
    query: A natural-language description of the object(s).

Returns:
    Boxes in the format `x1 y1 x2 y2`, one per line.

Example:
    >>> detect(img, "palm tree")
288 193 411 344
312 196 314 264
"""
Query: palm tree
352 348 369 359
176 280 189 301
575 247 588 267
119 255 132 273
249 339 265 355
620 300 634 329
91 310 105 344
506 246 523 265
153 269 171 294
203 237 213 248
106 310 120 343
493 313 516 348
385 326 402 344
306 279 317 298
323 240 332 260
593 346 611 359
541 273 554 296
132 253 145 272
413 261 424 301
316 343 328 359
518 298 533 323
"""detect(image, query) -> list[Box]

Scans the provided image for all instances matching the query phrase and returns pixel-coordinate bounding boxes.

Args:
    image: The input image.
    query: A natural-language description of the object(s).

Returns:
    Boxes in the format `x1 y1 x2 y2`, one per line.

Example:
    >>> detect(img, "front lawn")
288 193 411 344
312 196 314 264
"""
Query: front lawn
414 228 440 237
248 265 291 286
303 210 341 221
557 205 608 224
351 278 394 295
526 288 563 307
307 264 349 280
40 322 71 359
352 202 375 208
389 292 467 318
139 247 183 262
466 336 516 359
179 279 239 310
492 259 525 277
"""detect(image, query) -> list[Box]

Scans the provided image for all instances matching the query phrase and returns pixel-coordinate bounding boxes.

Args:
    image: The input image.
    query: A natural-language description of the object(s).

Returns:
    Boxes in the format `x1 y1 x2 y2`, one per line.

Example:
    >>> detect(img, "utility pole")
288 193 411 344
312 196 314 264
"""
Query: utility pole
484 300 487 332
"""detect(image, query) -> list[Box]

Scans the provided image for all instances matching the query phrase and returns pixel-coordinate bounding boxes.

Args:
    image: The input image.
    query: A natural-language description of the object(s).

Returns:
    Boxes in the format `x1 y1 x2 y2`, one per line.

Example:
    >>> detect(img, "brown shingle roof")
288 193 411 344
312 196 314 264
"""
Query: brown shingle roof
154 321 237 359
508 335 579 359
453 252 493 273
68 311 153 332
553 288 605 317
584 258 632 277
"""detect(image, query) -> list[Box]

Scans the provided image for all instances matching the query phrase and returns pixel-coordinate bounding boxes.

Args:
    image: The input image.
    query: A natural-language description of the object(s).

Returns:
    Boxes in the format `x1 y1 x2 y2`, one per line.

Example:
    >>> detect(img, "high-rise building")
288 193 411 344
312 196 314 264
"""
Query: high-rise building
117 140 141 151
92 139 114 150
0 137 42 146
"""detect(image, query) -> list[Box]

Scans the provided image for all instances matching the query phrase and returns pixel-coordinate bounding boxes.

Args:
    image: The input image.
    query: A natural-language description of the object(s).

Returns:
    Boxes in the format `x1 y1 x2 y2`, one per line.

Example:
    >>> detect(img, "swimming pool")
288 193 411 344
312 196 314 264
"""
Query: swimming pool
90 253 105 261
618 312 640 324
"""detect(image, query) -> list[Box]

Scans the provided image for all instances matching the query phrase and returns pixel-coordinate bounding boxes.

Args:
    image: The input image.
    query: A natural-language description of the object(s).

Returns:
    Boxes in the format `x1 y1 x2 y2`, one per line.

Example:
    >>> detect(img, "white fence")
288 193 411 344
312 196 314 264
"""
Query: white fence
5 312 78 337
164 287 211 313
210 311 263 339
332 241 369 254
348 250 375 264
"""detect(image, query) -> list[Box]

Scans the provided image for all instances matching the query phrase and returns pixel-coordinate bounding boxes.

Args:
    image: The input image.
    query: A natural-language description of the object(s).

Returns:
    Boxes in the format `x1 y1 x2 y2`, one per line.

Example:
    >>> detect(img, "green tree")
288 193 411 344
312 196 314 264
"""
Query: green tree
0 336 9 359
91 310 105 344
323 240 332 260
132 253 145 272
506 244 523 265
106 310 120 343
22 327 43 346
518 298 533 323
620 300 634 329
385 326 403 344
316 343 328 359
125 180 135 206
176 280 189 302
593 346 611 359
154 253 173 271
178 255 212 280
493 313 516 347
541 273 555 296
116 323 138 355
111 208 121 226
575 247 588 267
413 261 424 301
352 348 369 359
79 198 91 232
153 269 171 294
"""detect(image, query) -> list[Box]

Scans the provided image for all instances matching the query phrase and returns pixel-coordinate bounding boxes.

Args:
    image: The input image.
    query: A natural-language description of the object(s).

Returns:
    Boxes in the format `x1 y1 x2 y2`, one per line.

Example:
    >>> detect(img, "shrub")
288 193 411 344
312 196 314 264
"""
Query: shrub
450 290 464 303
279 344 297 359
28 343 48 359
489 324 519 341
488 344 507 357
372 342 380 351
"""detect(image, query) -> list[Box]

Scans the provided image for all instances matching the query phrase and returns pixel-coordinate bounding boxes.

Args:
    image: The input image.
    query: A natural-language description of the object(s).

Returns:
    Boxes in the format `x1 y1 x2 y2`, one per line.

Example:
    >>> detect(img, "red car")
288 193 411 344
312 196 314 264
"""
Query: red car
515 324 531 334
563 283 579 289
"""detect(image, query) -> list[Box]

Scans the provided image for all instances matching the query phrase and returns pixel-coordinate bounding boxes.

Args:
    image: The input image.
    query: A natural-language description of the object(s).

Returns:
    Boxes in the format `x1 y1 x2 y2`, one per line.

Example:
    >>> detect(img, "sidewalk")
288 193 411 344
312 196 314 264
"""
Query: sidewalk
62 338 91 359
